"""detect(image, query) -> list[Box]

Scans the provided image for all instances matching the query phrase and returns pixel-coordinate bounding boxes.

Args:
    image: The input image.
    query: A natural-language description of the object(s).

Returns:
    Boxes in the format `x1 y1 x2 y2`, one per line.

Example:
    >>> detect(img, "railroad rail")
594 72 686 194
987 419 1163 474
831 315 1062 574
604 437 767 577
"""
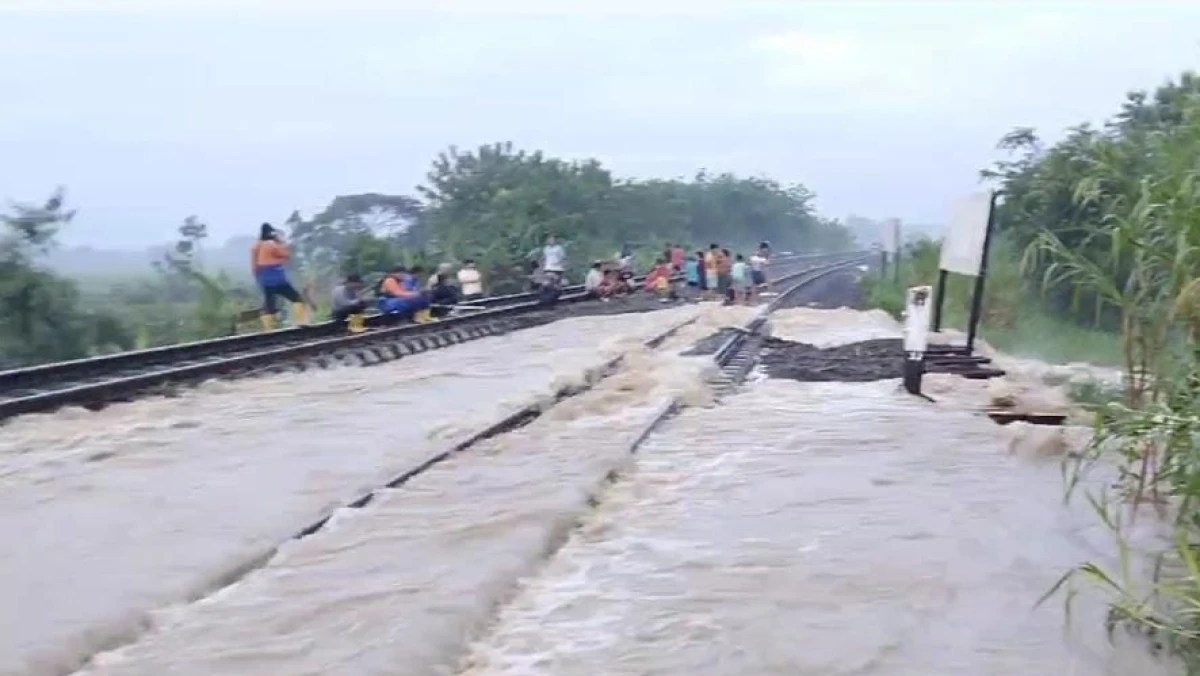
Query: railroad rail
50 253 872 673
0 252 864 422
292 253 870 540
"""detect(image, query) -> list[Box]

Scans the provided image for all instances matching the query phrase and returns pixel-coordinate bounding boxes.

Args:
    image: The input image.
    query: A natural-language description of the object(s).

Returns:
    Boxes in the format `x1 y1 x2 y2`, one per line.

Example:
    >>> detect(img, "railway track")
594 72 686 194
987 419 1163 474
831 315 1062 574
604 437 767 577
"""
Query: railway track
290 252 870 541
0 252 864 422
38 253 871 674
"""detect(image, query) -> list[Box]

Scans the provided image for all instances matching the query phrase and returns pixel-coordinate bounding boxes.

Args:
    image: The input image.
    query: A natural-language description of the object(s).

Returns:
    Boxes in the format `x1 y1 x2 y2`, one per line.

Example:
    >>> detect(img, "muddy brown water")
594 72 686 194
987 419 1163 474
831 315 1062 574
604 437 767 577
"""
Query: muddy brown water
461 309 1177 676
2 295 1179 675
1 306 725 676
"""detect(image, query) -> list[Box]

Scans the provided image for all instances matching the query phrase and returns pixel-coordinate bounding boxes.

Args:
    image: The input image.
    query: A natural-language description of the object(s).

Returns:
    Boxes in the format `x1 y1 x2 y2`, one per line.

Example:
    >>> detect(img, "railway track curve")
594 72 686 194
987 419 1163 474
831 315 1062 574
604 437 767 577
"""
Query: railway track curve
0 251 867 422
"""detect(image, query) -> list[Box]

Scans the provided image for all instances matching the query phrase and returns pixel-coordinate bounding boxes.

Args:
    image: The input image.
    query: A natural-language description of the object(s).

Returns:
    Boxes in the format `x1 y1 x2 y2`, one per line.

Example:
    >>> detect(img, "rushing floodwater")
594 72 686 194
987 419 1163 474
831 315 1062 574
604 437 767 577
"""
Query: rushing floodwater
1 305 740 676
71 323 723 676
459 309 1177 676
4 303 1179 675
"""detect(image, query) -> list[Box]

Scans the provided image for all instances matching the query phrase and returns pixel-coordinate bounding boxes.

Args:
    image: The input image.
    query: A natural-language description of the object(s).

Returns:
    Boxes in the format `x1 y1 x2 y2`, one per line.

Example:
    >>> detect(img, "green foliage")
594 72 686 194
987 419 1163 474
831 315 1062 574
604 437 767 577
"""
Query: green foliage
983 70 1200 669
862 235 1121 366
1 143 853 366
0 189 135 367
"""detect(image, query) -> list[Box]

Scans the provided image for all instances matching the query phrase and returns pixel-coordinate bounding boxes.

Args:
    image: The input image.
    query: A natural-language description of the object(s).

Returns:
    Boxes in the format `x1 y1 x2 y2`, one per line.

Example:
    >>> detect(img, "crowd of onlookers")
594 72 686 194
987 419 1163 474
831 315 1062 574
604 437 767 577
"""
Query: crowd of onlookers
584 240 773 305
253 222 774 333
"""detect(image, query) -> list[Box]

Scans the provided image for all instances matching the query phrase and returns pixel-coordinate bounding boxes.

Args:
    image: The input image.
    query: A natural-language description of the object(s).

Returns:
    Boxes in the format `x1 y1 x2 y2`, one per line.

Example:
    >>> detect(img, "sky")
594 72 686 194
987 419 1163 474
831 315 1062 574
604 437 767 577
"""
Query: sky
0 1 1198 248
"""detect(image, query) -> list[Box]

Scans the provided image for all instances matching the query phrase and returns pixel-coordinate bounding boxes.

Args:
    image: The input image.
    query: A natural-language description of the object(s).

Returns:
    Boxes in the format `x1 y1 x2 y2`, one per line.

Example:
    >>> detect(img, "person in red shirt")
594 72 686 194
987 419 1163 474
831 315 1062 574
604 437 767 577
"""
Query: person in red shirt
669 244 685 271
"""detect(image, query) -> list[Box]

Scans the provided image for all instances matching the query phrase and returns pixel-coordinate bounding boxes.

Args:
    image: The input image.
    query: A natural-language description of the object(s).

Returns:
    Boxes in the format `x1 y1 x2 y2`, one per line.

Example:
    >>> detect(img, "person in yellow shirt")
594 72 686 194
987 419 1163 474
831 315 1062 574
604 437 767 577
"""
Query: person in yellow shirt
250 223 306 331
703 243 720 300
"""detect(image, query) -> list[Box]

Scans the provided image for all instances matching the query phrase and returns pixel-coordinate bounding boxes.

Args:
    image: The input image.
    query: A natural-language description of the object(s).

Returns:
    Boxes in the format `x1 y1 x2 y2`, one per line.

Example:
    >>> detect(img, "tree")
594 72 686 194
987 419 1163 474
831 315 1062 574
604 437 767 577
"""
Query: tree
0 189 133 366
415 142 850 289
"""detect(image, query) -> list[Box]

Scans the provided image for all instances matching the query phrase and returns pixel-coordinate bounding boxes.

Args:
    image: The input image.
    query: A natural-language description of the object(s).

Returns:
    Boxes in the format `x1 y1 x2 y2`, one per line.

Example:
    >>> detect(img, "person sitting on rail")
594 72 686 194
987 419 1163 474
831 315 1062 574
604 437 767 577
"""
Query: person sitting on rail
377 266 430 322
331 273 368 332
643 258 674 301
584 260 606 299
250 223 306 331
536 260 563 307
407 265 435 323
426 262 453 290
457 259 484 301
526 259 547 293
429 271 459 319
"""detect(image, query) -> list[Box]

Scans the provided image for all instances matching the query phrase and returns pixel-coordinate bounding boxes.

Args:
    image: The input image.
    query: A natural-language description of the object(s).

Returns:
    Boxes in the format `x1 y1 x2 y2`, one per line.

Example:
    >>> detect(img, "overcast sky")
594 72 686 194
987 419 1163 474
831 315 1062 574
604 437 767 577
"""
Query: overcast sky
1 1 1197 247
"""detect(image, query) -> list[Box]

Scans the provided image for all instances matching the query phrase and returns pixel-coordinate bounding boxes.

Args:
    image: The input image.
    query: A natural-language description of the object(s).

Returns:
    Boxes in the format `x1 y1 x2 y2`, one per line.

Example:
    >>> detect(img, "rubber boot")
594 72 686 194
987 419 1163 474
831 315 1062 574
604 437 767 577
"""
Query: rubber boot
291 302 308 326
259 313 276 332
347 313 366 333
413 308 432 324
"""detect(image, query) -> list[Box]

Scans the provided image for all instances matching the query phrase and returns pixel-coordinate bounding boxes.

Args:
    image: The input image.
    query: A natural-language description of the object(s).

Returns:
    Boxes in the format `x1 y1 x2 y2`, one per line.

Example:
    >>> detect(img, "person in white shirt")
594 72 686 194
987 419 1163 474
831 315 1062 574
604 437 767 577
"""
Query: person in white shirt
584 261 604 293
750 250 768 289
542 234 566 275
457 259 484 300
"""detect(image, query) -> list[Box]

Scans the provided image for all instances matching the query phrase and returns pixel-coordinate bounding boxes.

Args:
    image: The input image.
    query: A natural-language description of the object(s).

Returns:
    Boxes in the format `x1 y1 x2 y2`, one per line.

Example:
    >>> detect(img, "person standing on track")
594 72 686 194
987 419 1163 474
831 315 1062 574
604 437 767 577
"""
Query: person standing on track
541 234 566 287
617 242 635 283
750 247 768 301
670 243 686 272
717 247 734 303
683 252 701 291
251 223 306 331
731 253 752 304
457 259 484 301
703 244 720 300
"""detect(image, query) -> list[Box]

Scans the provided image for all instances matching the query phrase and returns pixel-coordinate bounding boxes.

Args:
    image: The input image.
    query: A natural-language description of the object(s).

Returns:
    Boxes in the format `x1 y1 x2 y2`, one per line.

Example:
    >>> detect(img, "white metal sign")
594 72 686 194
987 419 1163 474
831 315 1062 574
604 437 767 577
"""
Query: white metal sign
940 192 992 277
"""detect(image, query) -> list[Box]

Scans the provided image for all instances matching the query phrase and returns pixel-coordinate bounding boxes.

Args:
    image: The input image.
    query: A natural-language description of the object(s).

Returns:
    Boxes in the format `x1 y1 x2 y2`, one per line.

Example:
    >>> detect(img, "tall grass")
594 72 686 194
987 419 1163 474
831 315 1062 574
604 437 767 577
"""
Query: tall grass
1006 94 1200 672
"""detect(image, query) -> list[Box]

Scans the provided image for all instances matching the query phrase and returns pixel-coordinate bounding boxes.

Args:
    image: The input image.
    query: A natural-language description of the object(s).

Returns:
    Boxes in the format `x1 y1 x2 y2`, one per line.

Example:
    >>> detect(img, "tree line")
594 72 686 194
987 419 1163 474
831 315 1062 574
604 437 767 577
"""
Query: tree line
0 142 854 368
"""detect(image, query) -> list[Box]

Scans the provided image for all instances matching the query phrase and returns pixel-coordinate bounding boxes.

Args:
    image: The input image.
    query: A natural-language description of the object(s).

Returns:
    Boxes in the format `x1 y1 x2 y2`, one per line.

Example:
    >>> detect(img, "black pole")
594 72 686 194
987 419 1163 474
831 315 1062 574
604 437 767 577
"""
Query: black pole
931 269 948 333
964 191 1000 355
880 250 888 278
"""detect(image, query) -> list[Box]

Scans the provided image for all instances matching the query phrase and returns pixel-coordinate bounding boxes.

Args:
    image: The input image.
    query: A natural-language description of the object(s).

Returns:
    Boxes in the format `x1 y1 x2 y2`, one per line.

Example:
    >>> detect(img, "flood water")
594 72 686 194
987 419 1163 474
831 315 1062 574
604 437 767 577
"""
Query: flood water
460 309 1177 676
71 319 725 676
0 305 720 676
4 304 1180 675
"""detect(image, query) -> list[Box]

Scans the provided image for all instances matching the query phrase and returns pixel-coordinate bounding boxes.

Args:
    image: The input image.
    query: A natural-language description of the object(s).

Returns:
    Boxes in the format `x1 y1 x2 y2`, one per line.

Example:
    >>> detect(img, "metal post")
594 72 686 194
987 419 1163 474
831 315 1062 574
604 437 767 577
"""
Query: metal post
931 269 948 333
964 191 1000 355
880 251 888 278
